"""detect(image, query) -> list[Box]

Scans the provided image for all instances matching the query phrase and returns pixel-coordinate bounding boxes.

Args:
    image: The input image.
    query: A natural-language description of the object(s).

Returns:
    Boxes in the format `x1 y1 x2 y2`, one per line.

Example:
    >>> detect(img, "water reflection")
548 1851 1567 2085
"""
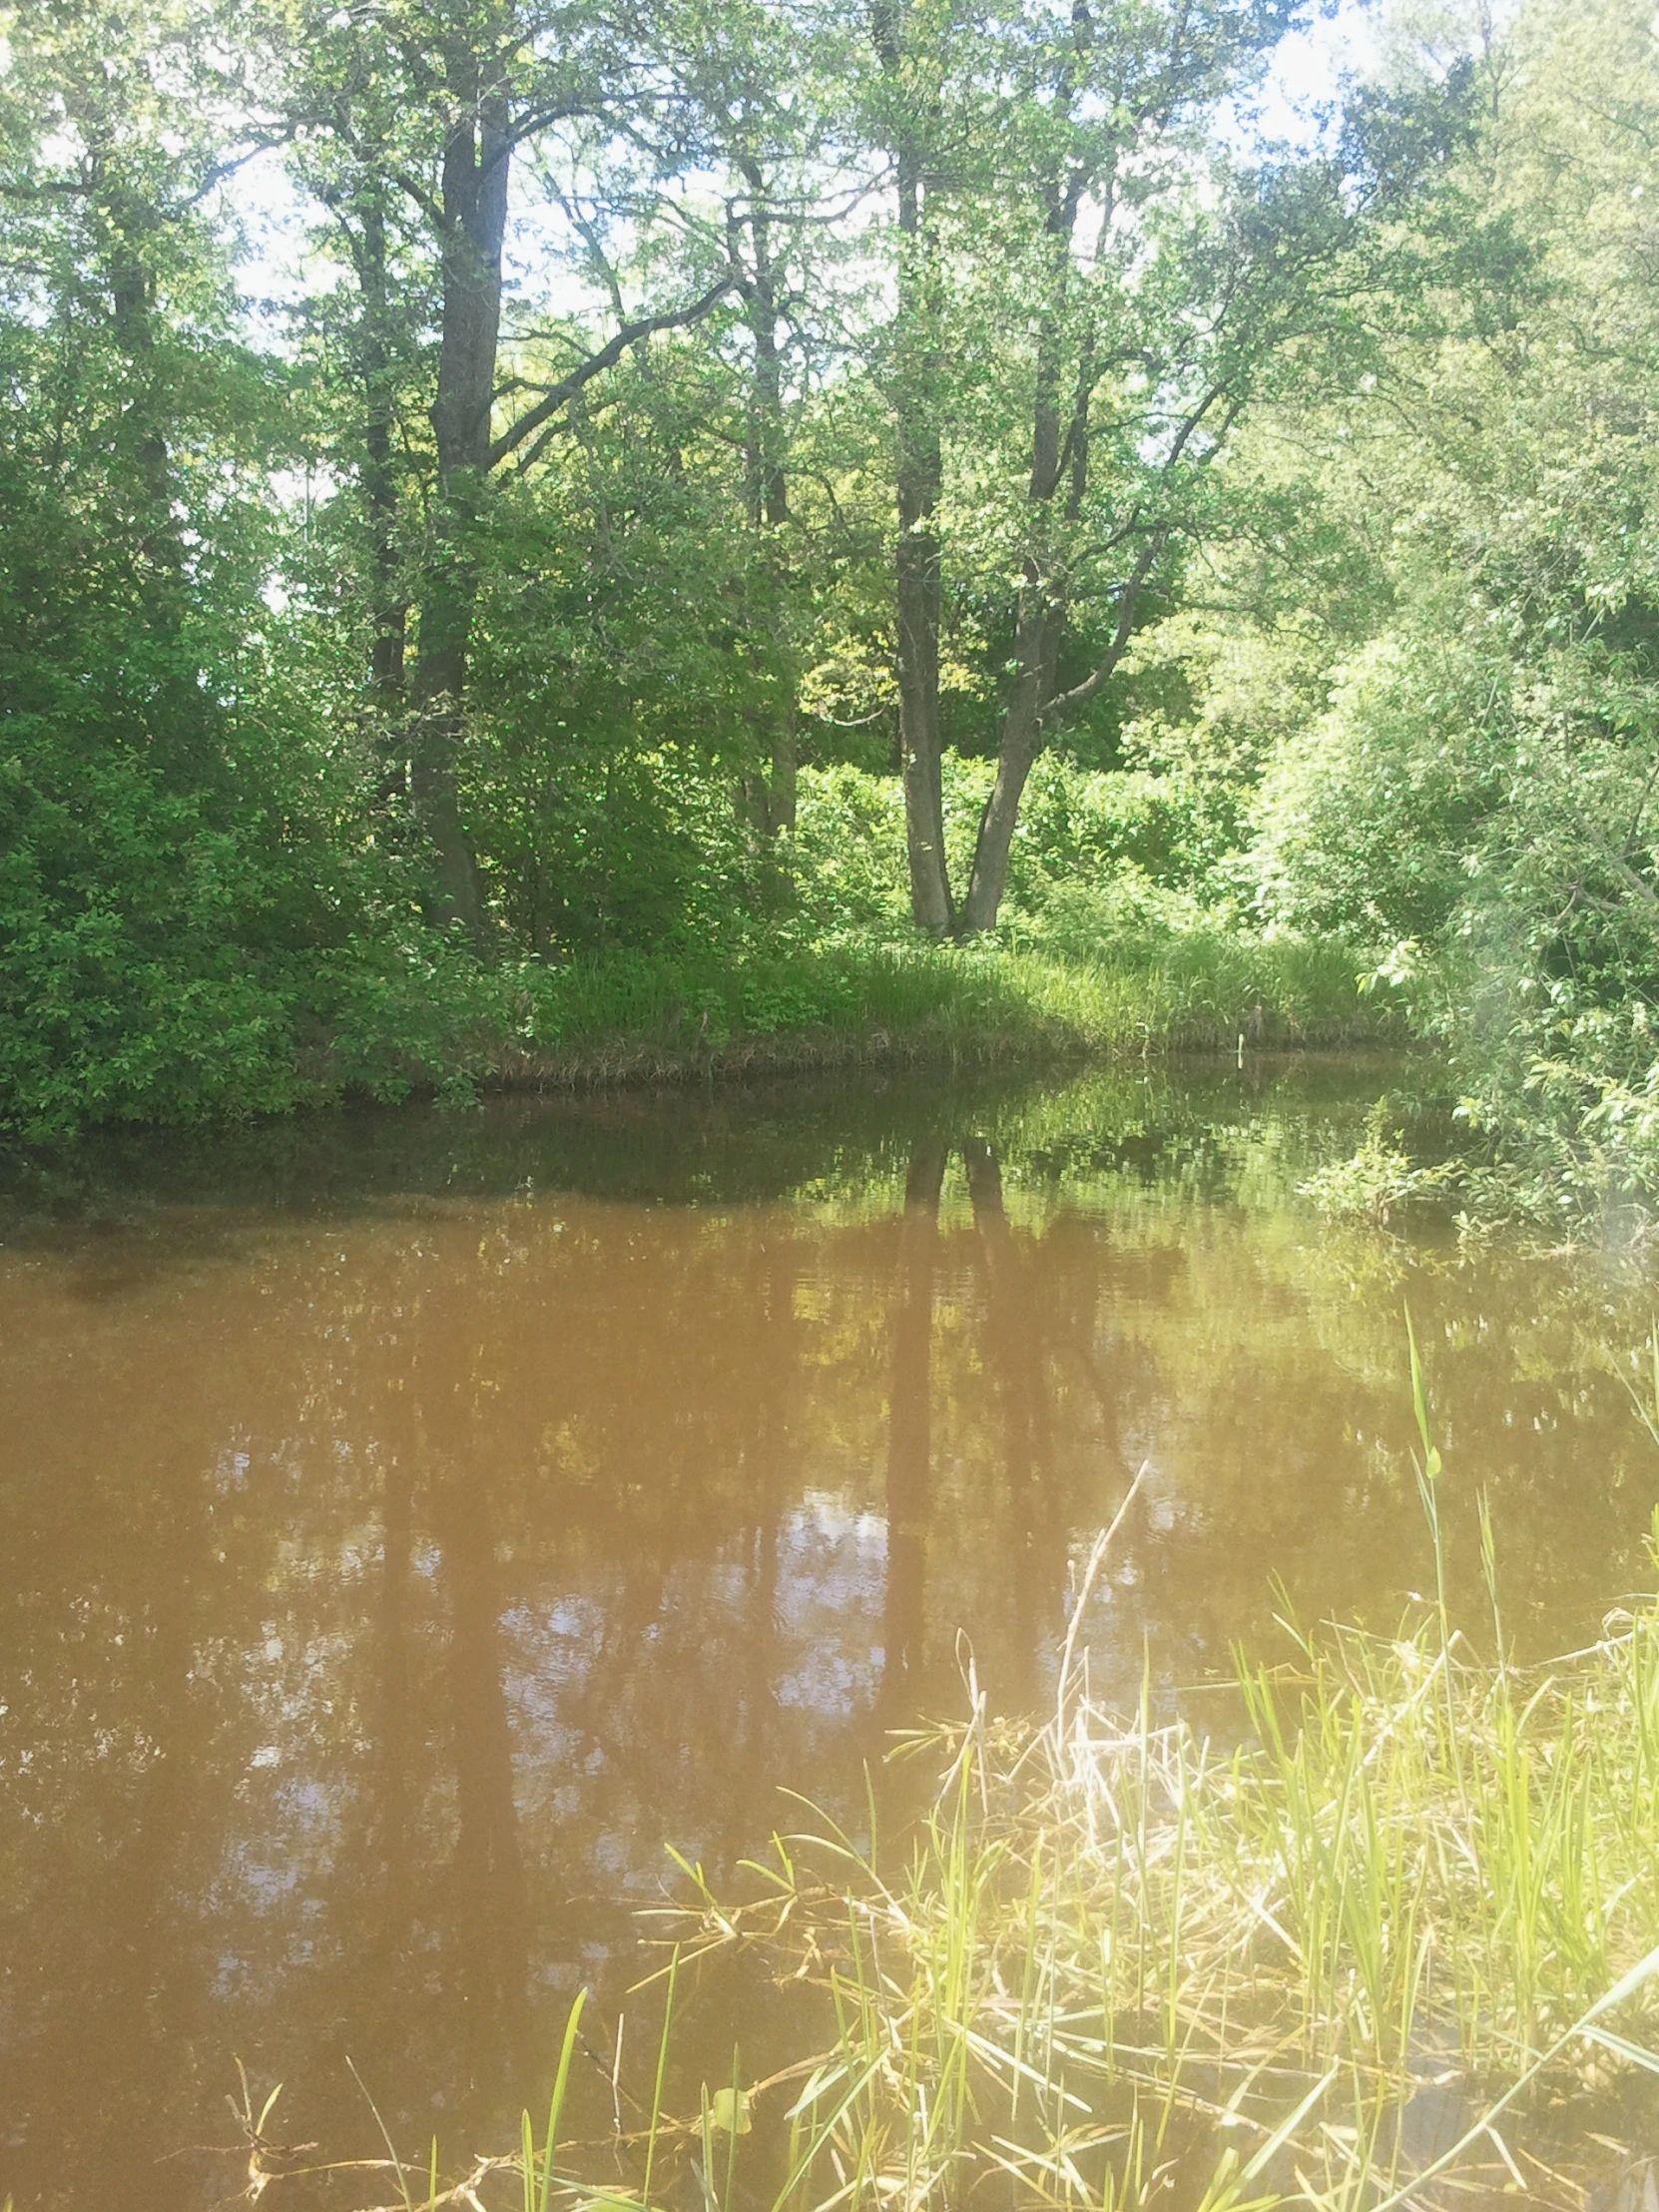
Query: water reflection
0 1059 1656 2208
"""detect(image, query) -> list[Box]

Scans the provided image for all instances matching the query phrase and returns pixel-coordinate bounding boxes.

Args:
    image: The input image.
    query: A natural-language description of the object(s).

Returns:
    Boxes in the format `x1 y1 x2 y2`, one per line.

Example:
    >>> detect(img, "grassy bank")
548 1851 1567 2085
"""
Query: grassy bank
460 928 1393 1101
3 915 1396 1143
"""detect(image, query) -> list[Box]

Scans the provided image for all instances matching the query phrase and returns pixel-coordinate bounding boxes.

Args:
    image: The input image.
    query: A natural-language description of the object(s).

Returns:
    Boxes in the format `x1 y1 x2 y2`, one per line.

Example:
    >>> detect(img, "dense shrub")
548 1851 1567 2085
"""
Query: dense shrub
791 756 1247 942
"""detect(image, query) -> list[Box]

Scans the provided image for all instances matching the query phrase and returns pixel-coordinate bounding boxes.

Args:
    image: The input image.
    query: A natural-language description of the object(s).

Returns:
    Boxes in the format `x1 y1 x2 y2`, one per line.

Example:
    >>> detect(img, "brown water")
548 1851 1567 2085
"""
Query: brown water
1 1058 1656 2209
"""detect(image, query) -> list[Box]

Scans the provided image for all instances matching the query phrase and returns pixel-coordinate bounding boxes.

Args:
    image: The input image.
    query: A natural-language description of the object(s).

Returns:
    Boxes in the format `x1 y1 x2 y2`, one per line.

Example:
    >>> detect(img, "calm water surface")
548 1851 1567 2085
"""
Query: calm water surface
2 1058 1657 2208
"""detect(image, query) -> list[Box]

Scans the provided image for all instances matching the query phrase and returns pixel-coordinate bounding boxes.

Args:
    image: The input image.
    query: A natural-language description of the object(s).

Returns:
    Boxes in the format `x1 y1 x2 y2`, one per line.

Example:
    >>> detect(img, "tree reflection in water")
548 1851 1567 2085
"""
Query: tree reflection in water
881 1135 945 1718
1 1062 1656 2208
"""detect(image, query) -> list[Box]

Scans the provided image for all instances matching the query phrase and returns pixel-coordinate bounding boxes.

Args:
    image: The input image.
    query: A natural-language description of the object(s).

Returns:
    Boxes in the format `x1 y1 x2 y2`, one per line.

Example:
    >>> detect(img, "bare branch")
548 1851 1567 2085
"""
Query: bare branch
182 130 297 207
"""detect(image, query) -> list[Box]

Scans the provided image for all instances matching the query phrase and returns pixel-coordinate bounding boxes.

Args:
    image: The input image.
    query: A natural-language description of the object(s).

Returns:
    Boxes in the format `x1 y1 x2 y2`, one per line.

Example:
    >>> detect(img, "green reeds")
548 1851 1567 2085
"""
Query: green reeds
519 1988 588 2212
344 1349 1659 2212
340 1565 1659 2211
678 1578 1659 2212
645 1414 1659 2212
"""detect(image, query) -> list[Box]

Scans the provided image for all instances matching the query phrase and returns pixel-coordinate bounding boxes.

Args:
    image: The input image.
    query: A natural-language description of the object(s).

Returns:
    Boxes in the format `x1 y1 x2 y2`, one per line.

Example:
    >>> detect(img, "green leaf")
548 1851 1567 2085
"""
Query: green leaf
706 2086 751 2136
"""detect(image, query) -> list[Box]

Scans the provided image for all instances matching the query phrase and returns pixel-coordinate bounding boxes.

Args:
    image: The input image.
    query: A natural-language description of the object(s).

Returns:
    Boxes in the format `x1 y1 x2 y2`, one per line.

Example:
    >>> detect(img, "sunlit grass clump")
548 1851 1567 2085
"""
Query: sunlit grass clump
265 1352 1659 2212
650 1515 1659 2212
609 1347 1659 2212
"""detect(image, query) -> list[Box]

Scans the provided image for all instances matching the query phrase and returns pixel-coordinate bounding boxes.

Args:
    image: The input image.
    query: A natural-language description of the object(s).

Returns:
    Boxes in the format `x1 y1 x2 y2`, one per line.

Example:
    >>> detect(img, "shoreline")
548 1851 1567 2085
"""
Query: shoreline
478 1013 1401 1100
3 935 1403 1147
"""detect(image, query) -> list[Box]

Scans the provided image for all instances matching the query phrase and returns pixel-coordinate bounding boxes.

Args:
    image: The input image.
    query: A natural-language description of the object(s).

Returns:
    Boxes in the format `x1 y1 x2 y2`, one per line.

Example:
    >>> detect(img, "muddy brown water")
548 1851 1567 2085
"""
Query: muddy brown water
2 1057 1657 2209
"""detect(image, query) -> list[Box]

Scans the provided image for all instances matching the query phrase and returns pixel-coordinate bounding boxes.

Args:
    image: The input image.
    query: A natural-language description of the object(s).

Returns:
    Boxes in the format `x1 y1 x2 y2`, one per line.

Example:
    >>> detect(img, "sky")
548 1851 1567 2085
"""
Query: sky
228 0 1393 339
1247 0 1386 140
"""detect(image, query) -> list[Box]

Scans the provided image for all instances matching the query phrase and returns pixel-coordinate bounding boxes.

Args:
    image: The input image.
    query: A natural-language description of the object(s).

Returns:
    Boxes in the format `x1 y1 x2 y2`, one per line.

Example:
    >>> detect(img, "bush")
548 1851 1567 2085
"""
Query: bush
790 756 1249 943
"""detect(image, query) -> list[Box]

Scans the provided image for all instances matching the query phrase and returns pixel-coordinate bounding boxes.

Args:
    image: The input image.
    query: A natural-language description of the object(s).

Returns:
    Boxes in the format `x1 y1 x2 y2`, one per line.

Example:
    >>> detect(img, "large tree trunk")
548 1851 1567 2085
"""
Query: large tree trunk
108 232 175 568
956 233 1083 937
740 162 798 838
767 700 799 837
742 163 789 535
892 146 951 934
412 49 508 947
875 0 952 934
96 159 188 626
357 197 407 707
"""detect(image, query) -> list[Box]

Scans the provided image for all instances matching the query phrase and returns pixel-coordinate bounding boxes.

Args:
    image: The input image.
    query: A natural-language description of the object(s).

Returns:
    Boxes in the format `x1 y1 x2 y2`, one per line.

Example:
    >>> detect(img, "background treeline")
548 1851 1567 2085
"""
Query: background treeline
5 0 1659 1215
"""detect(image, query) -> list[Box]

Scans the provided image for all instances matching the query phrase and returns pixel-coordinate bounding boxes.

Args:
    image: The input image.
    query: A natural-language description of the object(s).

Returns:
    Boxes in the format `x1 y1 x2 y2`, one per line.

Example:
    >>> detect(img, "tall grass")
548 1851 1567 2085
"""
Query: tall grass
653 1531 1659 2211
478 928 1390 1097
611 1351 1659 2212
296 1349 1659 2212
365 1557 1659 2212
357 1592 1659 2207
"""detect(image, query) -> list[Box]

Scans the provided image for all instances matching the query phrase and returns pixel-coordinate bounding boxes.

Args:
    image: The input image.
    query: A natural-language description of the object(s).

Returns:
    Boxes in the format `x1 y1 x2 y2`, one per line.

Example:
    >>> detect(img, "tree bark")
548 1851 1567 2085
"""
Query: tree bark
767 699 799 837
875 0 952 933
739 159 798 837
411 43 509 946
958 577 1059 934
741 162 789 537
95 159 187 617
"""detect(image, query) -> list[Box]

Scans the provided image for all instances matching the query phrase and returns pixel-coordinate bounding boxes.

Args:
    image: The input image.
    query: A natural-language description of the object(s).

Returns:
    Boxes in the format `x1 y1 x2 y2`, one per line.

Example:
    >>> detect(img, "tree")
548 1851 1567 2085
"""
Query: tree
868 0 955 930
1243 0 1659 1198
275 0 742 939
0 0 395 1135
859 0 1477 936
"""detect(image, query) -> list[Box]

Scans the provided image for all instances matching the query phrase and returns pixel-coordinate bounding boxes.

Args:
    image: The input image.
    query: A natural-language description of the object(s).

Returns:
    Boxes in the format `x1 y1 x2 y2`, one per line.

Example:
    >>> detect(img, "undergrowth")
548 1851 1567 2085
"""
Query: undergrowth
3 913 1391 1144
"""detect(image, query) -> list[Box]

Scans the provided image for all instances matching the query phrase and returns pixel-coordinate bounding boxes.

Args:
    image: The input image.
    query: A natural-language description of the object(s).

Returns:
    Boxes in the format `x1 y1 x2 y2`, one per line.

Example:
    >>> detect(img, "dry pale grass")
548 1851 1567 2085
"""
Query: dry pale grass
646 1473 1659 2212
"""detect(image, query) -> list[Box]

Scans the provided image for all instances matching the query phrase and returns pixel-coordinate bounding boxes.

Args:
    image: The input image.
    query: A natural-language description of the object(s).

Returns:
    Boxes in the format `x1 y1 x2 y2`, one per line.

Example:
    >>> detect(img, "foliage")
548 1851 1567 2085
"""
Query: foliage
791 759 1249 939
1210 0 1659 1218
1299 1096 1459 1224
7 0 1659 1214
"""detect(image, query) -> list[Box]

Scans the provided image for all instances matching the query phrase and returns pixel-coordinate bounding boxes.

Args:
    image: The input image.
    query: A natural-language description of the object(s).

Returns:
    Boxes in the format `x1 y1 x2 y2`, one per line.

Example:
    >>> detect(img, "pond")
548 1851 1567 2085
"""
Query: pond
1 1055 1655 2210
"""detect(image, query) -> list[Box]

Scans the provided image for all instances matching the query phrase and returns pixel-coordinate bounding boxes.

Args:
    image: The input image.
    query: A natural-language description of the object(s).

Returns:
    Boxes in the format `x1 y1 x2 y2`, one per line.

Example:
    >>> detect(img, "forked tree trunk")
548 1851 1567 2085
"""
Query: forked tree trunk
957 578 1058 934
957 211 1096 936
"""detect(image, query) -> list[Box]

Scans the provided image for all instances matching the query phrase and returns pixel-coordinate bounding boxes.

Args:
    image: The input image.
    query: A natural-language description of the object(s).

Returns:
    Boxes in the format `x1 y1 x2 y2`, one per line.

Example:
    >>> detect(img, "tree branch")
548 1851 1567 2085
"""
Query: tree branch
1044 528 1167 721
486 273 735 470
182 130 298 207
